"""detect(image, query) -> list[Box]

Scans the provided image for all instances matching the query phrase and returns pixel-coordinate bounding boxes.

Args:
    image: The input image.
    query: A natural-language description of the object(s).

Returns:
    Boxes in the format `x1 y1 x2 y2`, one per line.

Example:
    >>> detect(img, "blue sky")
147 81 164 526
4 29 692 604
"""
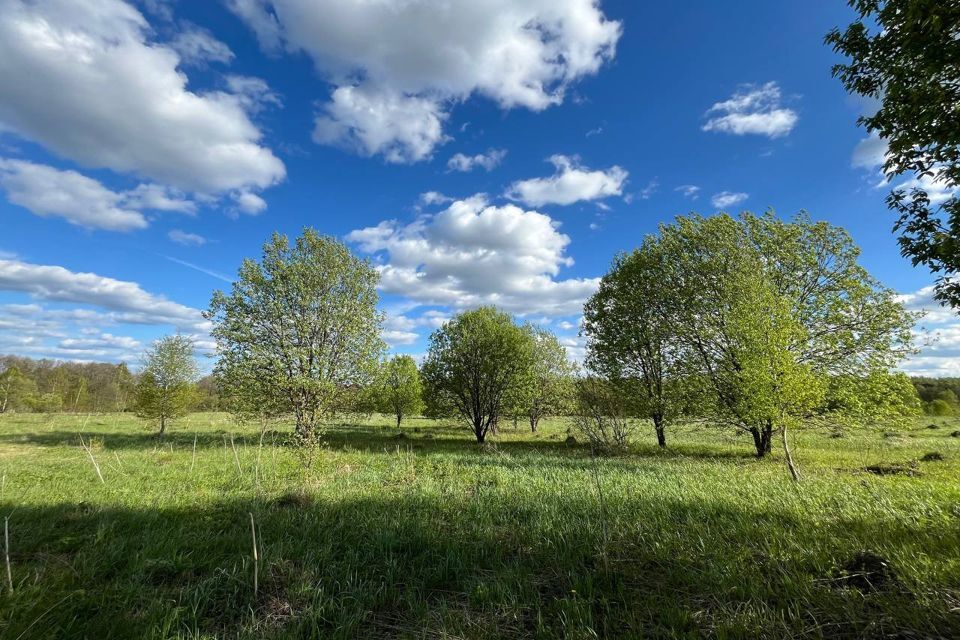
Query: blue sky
0 0 956 375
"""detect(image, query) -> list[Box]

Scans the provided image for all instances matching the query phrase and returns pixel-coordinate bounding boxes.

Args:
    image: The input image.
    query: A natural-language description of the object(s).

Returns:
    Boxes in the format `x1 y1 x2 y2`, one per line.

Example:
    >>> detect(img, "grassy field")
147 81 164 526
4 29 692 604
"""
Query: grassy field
0 412 958 638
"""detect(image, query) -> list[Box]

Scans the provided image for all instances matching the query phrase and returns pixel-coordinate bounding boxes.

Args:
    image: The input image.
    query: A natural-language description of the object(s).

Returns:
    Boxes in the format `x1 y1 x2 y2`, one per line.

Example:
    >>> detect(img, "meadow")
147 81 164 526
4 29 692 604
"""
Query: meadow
0 412 958 639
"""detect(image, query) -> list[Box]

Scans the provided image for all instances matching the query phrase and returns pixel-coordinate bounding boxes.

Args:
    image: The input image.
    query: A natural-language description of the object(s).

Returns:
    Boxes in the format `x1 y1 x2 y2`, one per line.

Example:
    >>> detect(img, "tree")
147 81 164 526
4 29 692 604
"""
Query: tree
133 335 199 434
658 212 916 467
583 238 683 447
0 366 34 413
827 1 960 307
375 355 424 428
207 229 385 437
421 307 535 443
524 327 575 432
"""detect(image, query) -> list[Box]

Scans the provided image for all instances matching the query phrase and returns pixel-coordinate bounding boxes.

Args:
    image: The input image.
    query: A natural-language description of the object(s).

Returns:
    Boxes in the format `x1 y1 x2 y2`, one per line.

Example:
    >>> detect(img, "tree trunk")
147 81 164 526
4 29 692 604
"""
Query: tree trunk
781 423 800 482
653 414 666 448
159 415 166 435
530 415 539 433
750 424 773 457
474 417 486 443
396 413 402 429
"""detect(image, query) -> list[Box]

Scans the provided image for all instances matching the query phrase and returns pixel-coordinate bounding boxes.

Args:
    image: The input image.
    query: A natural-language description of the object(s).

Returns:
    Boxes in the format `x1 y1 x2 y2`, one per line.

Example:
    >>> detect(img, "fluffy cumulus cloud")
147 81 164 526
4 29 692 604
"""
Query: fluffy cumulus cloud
506 155 628 207
230 0 621 162
710 191 749 209
169 24 235 65
448 149 508 172
0 0 285 198
702 82 798 139
347 195 599 317
0 159 198 230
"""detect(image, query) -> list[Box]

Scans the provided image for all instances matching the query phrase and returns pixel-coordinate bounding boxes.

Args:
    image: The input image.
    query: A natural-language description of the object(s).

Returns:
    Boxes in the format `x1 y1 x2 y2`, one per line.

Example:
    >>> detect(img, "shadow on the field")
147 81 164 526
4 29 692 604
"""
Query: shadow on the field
0 418 763 464
0 486 955 640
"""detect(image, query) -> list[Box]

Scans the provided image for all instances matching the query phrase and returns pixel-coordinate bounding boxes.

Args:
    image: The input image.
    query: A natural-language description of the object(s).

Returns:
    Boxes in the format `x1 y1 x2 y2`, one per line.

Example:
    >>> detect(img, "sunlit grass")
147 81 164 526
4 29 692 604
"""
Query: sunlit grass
0 412 958 638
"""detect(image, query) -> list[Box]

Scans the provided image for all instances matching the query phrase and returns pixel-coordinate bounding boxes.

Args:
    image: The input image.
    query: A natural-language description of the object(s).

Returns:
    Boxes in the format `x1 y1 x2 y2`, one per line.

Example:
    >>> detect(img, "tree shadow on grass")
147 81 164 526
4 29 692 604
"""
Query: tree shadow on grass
0 490 957 639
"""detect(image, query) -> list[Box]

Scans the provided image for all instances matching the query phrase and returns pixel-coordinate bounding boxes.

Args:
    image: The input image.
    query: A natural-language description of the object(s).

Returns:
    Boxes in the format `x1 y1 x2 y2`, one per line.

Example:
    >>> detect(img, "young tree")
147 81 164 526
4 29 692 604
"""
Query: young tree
133 335 199 435
827 1 960 307
582 238 682 447
375 355 424 428
421 307 535 443
0 366 34 413
524 327 575 433
207 229 385 437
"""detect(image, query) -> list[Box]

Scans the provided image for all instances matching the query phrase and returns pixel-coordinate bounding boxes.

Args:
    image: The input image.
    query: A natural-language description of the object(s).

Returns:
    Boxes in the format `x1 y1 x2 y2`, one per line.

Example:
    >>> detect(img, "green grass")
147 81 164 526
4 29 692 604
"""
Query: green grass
0 412 959 638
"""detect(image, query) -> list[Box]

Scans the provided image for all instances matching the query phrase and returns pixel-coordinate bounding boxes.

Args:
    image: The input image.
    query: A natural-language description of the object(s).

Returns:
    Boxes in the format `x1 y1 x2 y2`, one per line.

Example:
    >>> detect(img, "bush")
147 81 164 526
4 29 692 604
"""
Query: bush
571 379 637 453
925 399 955 417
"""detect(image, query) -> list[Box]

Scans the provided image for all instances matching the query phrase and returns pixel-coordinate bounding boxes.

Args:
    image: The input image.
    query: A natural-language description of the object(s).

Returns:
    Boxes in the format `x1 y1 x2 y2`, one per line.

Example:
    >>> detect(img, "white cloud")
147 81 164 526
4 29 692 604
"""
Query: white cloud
0 0 284 197
347 195 599 316
420 191 453 206
0 159 198 231
225 75 283 112
638 179 659 200
231 0 621 162
675 184 700 200
506 155 628 207
897 284 960 376
232 190 268 215
168 229 207 246
313 86 448 163
0 258 209 332
122 183 195 214
447 149 507 172
852 133 888 170
169 24 234 65
711 191 749 209
852 134 957 203
702 82 798 138
0 159 146 231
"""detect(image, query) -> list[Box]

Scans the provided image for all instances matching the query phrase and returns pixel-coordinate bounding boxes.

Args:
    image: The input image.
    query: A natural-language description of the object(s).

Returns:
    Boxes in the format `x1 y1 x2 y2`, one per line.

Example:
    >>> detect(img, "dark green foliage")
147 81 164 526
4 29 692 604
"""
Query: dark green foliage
827 1 960 306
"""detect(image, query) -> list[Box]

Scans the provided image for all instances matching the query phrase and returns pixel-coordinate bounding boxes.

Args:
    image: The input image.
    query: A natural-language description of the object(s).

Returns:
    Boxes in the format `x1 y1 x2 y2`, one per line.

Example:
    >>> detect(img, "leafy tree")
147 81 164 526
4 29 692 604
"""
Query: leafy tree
374 355 424 428
207 229 384 437
658 213 916 467
572 377 638 453
421 307 535 443
583 238 683 447
524 327 575 432
927 398 954 417
0 366 35 413
827 1 960 307
133 335 199 434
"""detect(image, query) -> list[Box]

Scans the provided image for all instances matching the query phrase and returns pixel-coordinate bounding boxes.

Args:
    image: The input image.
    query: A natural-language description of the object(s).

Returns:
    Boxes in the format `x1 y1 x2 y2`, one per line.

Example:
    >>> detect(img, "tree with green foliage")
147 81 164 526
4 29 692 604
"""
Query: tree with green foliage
524 327 575 433
827 1 960 307
583 238 683 447
0 366 34 413
421 307 535 443
207 229 385 438
133 335 199 434
658 212 916 471
375 355 424 428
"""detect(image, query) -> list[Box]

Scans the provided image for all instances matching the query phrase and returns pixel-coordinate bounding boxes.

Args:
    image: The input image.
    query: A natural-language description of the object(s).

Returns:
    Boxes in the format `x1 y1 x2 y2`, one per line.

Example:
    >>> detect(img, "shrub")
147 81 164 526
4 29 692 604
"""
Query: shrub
571 379 637 453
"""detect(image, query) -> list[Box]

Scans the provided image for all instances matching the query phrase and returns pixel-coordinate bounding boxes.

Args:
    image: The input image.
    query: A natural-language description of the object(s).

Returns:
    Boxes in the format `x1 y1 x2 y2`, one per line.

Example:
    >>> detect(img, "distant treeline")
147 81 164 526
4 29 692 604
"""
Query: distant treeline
1 352 956 418
0 355 221 414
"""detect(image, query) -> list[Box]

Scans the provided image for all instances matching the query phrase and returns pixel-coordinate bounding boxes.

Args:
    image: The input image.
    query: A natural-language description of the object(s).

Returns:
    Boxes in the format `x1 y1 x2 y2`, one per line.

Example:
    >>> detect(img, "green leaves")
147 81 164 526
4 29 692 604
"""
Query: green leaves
207 228 385 435
133 335 199 433
422 307 536 443
827 0 960 307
